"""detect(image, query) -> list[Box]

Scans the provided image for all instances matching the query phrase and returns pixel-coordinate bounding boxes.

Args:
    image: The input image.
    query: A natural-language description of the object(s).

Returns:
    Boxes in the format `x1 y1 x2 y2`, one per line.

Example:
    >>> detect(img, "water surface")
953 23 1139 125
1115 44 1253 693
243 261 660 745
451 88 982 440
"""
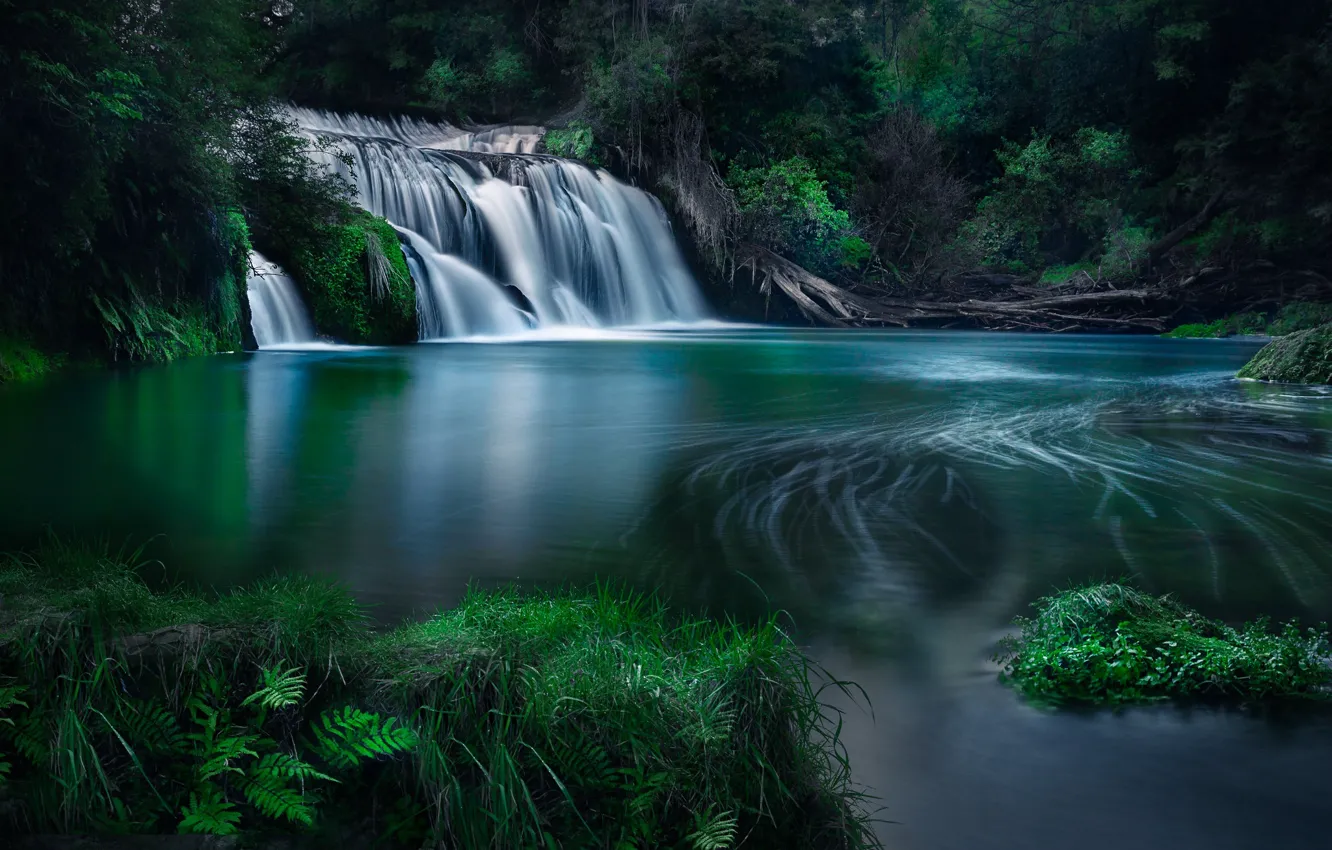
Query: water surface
3 329 1330 848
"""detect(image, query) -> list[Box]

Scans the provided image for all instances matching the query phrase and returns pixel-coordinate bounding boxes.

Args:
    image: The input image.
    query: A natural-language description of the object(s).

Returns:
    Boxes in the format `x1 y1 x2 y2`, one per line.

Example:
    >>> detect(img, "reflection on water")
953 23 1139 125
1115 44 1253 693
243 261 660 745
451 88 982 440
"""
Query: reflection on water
2 329 1331 849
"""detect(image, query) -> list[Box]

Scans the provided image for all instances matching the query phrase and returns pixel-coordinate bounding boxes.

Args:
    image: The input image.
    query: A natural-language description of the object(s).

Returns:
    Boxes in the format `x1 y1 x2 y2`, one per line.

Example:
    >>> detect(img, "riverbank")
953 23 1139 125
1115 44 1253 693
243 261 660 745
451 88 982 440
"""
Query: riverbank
0 538 878 848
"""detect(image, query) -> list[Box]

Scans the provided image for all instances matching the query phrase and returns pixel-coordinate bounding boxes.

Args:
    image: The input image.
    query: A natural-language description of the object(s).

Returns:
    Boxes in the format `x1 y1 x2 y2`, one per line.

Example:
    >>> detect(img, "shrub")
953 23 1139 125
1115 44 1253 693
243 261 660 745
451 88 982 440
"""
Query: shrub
730 156 861 276
996 583 1331 705
542 120 598 163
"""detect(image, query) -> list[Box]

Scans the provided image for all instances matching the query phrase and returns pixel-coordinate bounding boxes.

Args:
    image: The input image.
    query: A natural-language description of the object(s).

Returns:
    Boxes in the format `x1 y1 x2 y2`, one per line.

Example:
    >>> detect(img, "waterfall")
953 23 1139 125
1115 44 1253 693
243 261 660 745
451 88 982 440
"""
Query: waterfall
246 251 316 348
290 108 708 339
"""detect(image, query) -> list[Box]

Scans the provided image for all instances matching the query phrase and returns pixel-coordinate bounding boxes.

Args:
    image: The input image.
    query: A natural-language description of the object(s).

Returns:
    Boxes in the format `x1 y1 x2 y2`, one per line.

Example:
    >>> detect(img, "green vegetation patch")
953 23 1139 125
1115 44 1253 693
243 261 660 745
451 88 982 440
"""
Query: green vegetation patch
287 210 417 345
1238 323 1332 384
0 336 60 385
0 538 877 848
996 583 1331 705
1162 311 1268 339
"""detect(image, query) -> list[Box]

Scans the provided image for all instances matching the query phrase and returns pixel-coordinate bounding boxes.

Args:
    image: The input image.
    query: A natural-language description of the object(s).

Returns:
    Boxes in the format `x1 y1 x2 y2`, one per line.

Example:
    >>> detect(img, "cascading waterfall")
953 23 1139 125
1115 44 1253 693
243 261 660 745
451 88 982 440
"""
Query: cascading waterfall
290 107 708 339
246 251 316 348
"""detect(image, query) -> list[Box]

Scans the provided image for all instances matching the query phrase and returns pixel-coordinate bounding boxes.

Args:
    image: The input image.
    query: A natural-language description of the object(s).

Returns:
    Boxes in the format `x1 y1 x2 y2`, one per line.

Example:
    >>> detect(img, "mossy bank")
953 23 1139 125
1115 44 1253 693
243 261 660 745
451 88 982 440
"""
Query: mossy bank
279 210 416 346
1237 323 1332 385
0 539 877 848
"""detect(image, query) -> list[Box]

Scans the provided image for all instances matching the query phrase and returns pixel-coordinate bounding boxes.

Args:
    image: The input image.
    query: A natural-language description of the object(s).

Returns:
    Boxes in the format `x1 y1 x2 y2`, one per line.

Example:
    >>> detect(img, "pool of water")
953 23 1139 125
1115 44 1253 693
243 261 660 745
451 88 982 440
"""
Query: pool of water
3 328 1331 848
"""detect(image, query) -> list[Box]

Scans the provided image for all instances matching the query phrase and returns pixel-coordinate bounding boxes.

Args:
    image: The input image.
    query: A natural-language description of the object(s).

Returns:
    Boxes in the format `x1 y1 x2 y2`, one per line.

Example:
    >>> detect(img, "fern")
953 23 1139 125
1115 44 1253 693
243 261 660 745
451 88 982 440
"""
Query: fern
688 809 738 850
0 684 27 783
242 764 315 827
555 735 615 791
241 666 307 712
117 699 187 755
309 707 416 770
178 785 241 836
252 751 336 784
11 709 49 764
0 684 27 721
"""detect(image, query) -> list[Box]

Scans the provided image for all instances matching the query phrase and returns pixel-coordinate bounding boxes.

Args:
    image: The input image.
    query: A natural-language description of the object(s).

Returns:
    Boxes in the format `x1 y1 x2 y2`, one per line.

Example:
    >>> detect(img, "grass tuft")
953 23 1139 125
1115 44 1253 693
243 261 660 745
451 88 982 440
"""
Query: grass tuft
996 582 1332 705
0 539 879 848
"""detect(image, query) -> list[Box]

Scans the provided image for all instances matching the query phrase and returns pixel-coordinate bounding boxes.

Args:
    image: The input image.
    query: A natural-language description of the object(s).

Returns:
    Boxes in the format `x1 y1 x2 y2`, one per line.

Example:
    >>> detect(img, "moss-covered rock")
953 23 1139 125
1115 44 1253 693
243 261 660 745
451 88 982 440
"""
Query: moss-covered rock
1237 323 1332 384
287 210 416 345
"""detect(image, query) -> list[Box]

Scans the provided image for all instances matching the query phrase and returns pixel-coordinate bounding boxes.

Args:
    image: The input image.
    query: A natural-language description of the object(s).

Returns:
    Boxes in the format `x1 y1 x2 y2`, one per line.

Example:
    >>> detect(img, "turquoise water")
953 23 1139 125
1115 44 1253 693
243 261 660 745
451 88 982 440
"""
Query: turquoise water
3 329 1330 848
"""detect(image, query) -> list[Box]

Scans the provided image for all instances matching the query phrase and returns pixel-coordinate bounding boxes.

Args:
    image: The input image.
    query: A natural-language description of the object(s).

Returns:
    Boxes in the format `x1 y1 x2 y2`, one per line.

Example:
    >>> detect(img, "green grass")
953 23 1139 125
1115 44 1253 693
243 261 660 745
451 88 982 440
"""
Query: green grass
0 538 878 848
995 583 1332 705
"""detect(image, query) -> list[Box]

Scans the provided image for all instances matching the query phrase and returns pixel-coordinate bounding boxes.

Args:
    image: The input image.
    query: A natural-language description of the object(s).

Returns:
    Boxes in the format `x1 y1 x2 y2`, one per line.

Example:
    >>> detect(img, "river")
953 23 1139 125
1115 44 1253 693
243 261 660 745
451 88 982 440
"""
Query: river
2 328 1330 848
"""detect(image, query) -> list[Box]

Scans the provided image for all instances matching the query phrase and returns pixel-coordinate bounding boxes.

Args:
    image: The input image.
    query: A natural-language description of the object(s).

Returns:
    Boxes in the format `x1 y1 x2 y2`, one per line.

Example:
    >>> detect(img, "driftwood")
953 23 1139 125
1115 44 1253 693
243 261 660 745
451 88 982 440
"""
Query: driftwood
738 244 1171 331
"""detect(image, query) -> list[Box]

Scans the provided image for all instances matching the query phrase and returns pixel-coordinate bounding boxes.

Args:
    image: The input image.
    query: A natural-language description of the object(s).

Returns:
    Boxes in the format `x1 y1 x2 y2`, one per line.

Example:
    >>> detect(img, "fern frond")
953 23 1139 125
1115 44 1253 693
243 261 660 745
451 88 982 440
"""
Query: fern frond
241 666 307 711
688 809 738 850
0 684 27 721
191 730 259 780
117 700 187 755
11 711 49 764
242 767 314 827
253 752 336 784
310 707 417 770
178 785 240 836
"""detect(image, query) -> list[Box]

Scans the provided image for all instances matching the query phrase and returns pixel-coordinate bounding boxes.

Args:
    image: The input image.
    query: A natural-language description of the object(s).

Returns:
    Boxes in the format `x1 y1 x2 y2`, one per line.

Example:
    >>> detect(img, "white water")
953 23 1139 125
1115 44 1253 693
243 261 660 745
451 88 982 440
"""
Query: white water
246 251 316 348
291 108 708 339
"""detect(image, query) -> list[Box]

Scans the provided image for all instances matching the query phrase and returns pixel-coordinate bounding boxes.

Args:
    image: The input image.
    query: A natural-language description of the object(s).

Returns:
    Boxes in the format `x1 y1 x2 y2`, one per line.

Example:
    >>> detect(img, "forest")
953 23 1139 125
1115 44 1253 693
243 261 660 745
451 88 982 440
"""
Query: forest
5 4 1332 847
4 0 1332 376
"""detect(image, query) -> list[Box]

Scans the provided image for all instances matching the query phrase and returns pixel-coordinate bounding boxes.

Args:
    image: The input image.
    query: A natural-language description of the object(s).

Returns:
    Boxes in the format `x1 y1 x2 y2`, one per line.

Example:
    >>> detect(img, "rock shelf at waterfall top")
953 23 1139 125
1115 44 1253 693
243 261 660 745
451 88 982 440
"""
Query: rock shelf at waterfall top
0 537 880 848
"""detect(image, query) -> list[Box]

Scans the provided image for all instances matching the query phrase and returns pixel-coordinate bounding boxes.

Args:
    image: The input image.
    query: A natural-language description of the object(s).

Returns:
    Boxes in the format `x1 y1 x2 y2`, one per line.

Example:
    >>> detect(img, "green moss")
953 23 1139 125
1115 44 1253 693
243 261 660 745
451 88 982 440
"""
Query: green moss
287 210 416 345
0 539 877 847
996 583 1331 705
1237 323 1332 384
0 336 61 385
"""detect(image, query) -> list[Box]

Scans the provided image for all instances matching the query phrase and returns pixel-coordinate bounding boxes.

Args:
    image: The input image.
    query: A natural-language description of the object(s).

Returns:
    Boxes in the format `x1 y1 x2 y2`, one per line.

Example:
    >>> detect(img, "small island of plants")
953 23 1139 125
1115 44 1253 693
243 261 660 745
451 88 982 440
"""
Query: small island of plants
996 583 1332 706
0 539 878 849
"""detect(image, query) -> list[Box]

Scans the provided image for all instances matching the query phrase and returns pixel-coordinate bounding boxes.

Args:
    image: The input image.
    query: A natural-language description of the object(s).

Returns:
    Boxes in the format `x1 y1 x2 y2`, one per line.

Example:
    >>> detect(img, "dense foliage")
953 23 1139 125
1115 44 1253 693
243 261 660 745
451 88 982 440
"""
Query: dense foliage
0 0 351 372
6 0 1332 364
0 538 878 847
275 0 1332 313
996 583 1332 704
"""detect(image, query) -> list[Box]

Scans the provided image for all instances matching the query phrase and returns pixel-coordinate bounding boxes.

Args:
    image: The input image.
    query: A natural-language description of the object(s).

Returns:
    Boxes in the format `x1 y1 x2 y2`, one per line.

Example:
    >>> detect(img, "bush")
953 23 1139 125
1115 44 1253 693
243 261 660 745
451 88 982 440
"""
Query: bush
541 120 598 163
996 583 1331 705
730 156 862 276
0 538 880 848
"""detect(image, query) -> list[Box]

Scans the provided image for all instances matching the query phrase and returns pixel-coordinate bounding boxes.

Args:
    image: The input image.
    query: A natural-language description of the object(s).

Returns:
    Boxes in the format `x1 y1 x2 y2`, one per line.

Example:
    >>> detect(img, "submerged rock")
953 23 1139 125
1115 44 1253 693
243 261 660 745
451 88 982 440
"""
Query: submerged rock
1237 323 1332 384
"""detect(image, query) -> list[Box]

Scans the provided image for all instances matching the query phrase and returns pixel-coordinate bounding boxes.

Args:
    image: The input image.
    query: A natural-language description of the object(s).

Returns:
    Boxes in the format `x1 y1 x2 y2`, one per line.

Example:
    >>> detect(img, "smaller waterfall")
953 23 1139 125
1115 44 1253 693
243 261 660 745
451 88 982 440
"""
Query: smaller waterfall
247 252 316 348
